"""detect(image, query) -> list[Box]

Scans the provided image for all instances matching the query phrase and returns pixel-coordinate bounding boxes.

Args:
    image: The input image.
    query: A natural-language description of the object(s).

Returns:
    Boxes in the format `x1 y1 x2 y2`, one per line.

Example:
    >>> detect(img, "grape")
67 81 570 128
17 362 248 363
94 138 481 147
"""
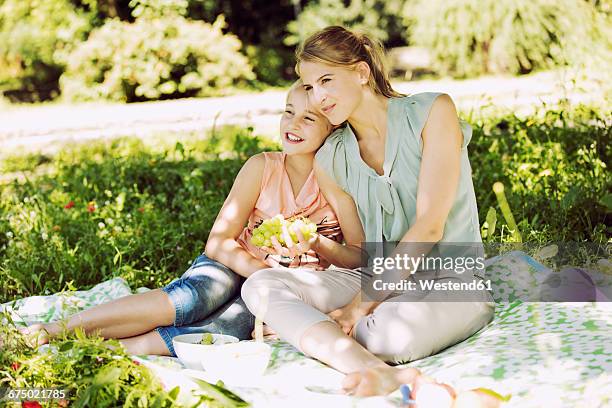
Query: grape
200 333 214 345
250 215 317 248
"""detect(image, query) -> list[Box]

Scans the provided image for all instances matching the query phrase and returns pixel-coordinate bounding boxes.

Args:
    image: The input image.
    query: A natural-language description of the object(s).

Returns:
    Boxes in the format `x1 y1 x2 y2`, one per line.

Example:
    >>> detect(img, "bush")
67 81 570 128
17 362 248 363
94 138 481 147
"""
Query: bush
60 15 255 102
286 0 407 46
405 0 610 77
0 0 93 102
186 0 297 85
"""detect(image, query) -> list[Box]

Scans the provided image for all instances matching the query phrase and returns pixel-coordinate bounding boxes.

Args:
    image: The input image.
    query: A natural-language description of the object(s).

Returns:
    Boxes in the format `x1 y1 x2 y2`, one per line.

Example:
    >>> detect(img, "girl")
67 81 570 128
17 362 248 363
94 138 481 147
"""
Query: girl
20 82 365 357
241 26 497 406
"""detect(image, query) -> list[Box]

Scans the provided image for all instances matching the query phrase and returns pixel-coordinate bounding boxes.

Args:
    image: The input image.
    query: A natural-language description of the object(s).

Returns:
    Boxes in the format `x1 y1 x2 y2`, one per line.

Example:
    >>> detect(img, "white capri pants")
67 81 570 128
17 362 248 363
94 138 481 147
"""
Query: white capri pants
241 267 494 364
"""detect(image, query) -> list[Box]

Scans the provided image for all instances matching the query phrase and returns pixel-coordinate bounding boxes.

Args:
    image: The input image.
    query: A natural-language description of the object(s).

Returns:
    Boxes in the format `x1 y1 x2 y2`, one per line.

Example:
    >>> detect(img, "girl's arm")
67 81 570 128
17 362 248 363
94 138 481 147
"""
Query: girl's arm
204 154 270 278
312 161 366 269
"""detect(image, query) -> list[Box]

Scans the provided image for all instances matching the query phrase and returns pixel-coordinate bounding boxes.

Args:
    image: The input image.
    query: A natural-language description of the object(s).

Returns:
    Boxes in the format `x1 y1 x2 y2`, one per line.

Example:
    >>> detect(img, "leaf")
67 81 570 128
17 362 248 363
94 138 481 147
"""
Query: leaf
474 387 512 402
59 340 74 352
599 193 612 212
175 142 185 157
534 244 558 260
561 186 580 211
191 378 250 407
485 207 497 237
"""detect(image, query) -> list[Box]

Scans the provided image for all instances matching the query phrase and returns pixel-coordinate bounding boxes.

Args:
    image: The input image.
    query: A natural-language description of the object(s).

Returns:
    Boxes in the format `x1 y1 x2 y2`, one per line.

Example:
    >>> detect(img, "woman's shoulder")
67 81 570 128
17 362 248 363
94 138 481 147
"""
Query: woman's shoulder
314 126 352 187
395 92 472 149
394 92 450 112
315 127 349 168
316 126 348 156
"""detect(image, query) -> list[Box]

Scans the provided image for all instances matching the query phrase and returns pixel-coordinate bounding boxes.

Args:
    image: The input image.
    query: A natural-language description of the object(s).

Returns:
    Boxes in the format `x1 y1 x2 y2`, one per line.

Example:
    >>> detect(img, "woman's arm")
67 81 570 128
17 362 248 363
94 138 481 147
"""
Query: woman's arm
312 161 366 269
204 154 270 278
402 93 462 244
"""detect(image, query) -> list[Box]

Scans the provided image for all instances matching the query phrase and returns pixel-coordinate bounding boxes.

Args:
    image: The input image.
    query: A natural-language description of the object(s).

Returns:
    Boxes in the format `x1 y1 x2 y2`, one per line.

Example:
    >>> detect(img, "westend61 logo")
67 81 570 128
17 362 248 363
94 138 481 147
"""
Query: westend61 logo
360 242 610 303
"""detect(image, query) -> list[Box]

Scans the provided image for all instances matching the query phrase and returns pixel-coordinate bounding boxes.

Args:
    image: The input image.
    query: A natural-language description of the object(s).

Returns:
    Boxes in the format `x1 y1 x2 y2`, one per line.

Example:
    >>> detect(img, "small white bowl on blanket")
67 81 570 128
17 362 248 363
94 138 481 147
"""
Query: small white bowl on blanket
173 333 239 369
200 341 272 383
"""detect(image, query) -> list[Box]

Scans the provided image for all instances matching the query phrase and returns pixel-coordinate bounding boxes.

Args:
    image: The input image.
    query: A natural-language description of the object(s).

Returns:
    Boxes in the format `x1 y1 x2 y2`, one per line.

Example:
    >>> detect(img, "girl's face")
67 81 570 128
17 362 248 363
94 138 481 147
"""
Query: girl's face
280 87 332 155
299 61 365 126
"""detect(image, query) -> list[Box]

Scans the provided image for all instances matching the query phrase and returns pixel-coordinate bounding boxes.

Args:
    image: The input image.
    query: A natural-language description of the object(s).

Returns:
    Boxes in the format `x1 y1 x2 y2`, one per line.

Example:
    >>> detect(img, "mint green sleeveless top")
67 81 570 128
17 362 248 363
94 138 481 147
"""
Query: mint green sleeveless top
315 92 481 262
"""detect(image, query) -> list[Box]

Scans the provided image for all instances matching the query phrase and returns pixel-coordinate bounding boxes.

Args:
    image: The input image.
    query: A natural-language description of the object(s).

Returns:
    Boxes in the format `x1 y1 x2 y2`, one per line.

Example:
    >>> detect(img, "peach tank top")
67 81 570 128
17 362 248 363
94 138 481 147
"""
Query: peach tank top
237 152 342 268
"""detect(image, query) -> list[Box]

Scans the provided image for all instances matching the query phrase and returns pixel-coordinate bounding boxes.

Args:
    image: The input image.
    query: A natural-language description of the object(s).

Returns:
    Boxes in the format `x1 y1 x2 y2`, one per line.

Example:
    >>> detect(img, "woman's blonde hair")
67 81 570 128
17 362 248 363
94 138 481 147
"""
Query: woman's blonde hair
295 26 403 98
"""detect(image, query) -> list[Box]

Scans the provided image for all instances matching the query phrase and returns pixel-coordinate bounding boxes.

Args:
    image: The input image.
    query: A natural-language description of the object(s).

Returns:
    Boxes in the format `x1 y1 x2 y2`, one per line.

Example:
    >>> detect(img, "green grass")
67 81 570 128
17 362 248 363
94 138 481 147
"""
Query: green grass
1 104 610 301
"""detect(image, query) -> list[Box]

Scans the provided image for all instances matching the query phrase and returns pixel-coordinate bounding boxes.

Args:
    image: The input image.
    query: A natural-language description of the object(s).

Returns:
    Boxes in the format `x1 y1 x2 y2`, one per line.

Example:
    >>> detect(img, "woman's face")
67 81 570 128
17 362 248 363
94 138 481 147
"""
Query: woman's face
299 61 365 126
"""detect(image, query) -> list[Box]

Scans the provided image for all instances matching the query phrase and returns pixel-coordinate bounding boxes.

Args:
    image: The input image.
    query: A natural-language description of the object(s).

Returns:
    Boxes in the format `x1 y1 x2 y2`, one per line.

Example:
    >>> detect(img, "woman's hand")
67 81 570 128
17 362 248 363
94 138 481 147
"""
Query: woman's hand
261 223 319 260
328 293 374 336
251 323 279 340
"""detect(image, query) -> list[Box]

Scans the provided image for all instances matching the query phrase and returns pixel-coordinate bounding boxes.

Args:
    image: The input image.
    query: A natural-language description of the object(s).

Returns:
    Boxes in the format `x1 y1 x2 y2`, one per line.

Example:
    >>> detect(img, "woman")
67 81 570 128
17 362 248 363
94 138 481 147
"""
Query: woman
241 26 495 403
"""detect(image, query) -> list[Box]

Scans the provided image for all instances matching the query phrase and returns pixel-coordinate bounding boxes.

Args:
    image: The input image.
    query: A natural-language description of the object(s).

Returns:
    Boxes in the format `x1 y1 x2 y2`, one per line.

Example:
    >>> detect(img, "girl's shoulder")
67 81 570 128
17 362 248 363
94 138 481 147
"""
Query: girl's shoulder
260 151 285 162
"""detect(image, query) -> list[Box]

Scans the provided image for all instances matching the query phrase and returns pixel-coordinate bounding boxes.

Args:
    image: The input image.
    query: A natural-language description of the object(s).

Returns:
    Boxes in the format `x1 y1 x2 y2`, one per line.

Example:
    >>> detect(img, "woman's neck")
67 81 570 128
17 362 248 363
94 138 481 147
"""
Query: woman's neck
348 91 389 141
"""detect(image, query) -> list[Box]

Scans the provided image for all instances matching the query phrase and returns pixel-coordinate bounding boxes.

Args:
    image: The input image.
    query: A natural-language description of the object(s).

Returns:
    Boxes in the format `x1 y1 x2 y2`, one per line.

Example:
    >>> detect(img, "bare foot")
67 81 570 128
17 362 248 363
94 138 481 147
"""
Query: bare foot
341 365 421 396
19 323 54 346
341 367 501 408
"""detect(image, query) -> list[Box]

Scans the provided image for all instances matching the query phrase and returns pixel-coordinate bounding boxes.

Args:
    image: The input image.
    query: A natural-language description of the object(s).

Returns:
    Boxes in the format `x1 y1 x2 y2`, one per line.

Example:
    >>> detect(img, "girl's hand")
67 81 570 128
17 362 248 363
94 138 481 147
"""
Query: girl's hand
261 223 319 259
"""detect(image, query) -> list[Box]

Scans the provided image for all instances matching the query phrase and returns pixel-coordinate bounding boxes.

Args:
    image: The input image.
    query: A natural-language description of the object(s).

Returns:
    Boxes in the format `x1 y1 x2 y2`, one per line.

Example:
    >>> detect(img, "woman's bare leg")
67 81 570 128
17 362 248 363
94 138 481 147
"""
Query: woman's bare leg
299 321 420 396
300 321 500 407
22 289 175 344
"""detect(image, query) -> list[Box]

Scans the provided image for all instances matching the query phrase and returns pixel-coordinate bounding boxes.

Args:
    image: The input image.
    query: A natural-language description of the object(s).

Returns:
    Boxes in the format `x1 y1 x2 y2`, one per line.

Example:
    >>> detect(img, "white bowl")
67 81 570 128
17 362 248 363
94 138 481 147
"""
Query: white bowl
172 333 239 369
200 341 272 383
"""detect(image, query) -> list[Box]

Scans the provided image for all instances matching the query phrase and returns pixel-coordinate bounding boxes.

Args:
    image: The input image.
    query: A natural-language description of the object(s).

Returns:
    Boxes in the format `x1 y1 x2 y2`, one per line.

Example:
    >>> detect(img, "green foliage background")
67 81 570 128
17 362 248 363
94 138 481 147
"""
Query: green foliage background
405 0 611 78
61 15 254 102
1 0 609 102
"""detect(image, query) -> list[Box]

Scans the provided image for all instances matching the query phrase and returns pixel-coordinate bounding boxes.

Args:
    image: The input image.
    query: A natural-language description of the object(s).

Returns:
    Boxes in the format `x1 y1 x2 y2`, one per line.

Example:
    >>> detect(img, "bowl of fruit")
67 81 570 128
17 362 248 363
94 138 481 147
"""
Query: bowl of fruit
200 341 272 384
173 333 238 369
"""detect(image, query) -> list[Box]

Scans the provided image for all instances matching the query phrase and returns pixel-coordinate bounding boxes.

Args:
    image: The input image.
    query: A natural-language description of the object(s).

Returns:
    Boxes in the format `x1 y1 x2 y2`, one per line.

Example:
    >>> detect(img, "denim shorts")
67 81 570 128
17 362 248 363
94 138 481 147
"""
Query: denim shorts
155 253 255 356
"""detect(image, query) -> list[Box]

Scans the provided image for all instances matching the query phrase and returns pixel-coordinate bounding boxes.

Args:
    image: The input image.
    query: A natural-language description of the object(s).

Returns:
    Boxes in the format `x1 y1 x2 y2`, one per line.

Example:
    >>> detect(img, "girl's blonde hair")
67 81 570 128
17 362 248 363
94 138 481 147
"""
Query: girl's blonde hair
295 26 403 98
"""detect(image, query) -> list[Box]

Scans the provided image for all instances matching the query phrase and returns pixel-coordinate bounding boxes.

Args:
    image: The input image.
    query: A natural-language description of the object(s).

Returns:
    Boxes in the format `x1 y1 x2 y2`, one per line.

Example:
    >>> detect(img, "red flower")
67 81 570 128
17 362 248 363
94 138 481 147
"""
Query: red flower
10 362 20 370
137 207 145 213
64 201 75 209
52 225 61 232
132 359 141 366
87 202 96 213
22 401 42 408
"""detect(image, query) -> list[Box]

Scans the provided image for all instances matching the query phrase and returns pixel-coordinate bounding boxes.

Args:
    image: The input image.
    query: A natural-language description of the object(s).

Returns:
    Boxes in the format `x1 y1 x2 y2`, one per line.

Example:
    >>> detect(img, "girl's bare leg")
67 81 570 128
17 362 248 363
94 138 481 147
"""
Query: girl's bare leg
22 289 175 345
119 330 171 356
